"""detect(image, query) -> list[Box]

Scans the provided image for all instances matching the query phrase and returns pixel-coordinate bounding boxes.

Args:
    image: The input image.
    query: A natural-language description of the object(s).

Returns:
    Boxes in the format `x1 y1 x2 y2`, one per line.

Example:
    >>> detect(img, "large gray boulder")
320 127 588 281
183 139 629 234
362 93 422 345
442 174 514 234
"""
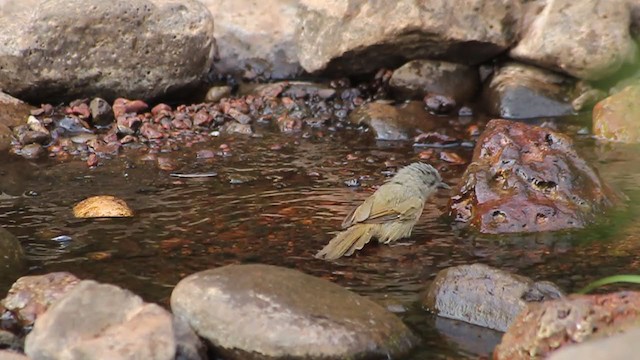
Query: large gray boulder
200 0 302 80
511 0 637 80
296 0 525 75
171 264 417 359
0 0 216 103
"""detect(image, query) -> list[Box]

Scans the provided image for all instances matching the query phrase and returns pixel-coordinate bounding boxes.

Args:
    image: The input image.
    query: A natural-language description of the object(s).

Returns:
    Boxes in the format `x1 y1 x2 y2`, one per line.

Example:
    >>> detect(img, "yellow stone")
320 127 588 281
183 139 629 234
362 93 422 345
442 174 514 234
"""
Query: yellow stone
72 195 133 218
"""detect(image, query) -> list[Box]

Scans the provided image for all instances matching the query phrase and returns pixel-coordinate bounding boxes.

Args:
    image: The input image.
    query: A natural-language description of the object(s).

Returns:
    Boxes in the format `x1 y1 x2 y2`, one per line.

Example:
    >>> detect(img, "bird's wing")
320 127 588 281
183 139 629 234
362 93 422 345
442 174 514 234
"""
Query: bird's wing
341 194 423 228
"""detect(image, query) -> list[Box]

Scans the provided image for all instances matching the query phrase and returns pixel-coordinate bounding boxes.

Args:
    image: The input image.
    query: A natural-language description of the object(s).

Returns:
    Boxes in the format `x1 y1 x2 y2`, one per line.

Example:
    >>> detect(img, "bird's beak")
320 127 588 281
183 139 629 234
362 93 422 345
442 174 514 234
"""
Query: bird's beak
437 182 451 190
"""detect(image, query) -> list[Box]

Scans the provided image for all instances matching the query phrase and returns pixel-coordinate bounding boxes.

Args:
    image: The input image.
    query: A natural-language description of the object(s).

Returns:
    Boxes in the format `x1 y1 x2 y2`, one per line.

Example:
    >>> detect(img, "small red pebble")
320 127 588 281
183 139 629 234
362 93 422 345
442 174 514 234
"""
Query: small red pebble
87 153 99 167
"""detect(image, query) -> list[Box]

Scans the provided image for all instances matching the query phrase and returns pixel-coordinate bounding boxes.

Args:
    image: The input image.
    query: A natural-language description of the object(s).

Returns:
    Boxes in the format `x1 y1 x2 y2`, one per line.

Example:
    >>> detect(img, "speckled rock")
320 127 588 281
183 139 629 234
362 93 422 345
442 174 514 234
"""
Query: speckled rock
0 228 25 293
389 60 479 102
548 326 640 360
422 264 564 331
204 85 232 103
593 84 640 143
200 0 302 80
1 272 80 328
511 0 637 80
297 0 524 75
482 62 575 119
25 280 205 360
0 350 29 360
171 264 418 359
0 0 215 103
72 195 134 218
494 291 640 359
349 101 436 141
449 119 618 233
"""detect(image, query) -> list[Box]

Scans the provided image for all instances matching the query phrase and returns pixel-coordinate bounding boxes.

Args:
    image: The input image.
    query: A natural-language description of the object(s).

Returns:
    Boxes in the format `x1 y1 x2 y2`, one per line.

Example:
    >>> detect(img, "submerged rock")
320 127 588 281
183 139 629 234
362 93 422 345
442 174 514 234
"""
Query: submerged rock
593 84 640 143
482 62 575 119
511 0 636 80
389 60 479 103
0 228 25 294
72 195 134 218
0 0 215 103
296 0 523 75
171 264 417 359
449 119 617 234
422 264 563 332
202 0 302 80
1 272 80 328
25 280 205 360
349 101 436 140
494 291 640 359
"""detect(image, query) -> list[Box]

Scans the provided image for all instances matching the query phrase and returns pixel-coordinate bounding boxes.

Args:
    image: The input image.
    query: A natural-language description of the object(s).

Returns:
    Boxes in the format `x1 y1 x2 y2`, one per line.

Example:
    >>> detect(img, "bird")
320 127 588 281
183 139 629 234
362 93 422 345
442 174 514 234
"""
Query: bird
316 162 449 260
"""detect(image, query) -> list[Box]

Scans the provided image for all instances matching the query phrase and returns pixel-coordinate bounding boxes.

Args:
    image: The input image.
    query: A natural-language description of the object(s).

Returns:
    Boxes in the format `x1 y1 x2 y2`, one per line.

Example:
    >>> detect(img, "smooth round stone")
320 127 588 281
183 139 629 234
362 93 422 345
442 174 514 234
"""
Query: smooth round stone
171 264 417 359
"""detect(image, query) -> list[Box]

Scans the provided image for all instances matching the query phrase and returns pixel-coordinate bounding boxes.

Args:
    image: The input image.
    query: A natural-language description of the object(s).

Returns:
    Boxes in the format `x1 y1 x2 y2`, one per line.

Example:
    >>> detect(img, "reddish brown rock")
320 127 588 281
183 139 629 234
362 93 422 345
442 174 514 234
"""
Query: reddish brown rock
593 84 640 143
112 98 149 118
1 272 80 328
0 91 34 128
449 119 617 233
494 291 640 360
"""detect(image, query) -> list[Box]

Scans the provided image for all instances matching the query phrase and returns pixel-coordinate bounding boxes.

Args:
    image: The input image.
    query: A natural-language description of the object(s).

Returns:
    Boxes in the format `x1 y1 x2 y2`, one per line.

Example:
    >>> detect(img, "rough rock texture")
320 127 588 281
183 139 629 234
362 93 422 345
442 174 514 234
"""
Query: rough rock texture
72 195 134 218
0 350 29 360
171 264 417 359
511 0 637 80
422 263 564 332
494 291 640 360
0 228 25 293
548 326 640 360
200 0 302 80
0 0 216 103
1 272 80 328
389 60 479 102
482 62 575 119
593 84 640 143
25 280 204 360
297 0 523 75
0 91 34 128
449 119 617 233
349 101 436 140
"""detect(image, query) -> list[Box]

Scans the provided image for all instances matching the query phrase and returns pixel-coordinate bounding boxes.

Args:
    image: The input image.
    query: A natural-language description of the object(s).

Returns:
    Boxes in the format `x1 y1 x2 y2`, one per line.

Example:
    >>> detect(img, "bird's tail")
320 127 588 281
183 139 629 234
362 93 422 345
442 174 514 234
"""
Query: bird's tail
315 225 375 260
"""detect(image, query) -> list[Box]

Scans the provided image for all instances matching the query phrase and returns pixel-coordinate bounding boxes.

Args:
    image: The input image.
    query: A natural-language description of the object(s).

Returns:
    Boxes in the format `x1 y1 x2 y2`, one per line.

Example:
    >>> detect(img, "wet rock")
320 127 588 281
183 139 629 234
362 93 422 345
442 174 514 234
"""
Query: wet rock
1 272 80 328
297 0 523 75
171 264 417 359
72 195 134 218
511 0 636 81
0 0 215 103
349 101 435 141
449 119 617 234
223 122 253 135
89 98 114 126
202 0 302 80
25 280 205 360
0 123 13 152
422 264 563 331
17 144 45 160
113 98 149 117
0 228 25 294
593 84 640 143
494 291 640 360
424 94 456 115
0 91 34 128
389 60 479 102
482 62 575 119
205 86 232 103
0 350 28 360
548 326 640 360
433 317 502 358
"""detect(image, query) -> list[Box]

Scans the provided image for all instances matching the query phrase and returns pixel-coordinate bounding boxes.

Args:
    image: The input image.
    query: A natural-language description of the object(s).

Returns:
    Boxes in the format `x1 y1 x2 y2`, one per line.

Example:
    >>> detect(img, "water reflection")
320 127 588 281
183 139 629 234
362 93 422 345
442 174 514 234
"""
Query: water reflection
0 127 640 359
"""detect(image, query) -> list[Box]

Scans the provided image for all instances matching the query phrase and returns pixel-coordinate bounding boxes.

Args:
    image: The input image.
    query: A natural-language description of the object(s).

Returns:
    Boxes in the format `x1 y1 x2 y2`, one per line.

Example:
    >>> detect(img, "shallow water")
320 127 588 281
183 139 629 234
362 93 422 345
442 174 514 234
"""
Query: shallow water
2 117 640 359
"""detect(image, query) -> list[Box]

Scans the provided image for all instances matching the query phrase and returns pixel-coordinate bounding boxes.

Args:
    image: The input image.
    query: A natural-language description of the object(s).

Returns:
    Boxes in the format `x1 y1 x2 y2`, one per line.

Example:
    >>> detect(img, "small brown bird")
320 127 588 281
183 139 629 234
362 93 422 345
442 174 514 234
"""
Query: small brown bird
316 162 449 260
